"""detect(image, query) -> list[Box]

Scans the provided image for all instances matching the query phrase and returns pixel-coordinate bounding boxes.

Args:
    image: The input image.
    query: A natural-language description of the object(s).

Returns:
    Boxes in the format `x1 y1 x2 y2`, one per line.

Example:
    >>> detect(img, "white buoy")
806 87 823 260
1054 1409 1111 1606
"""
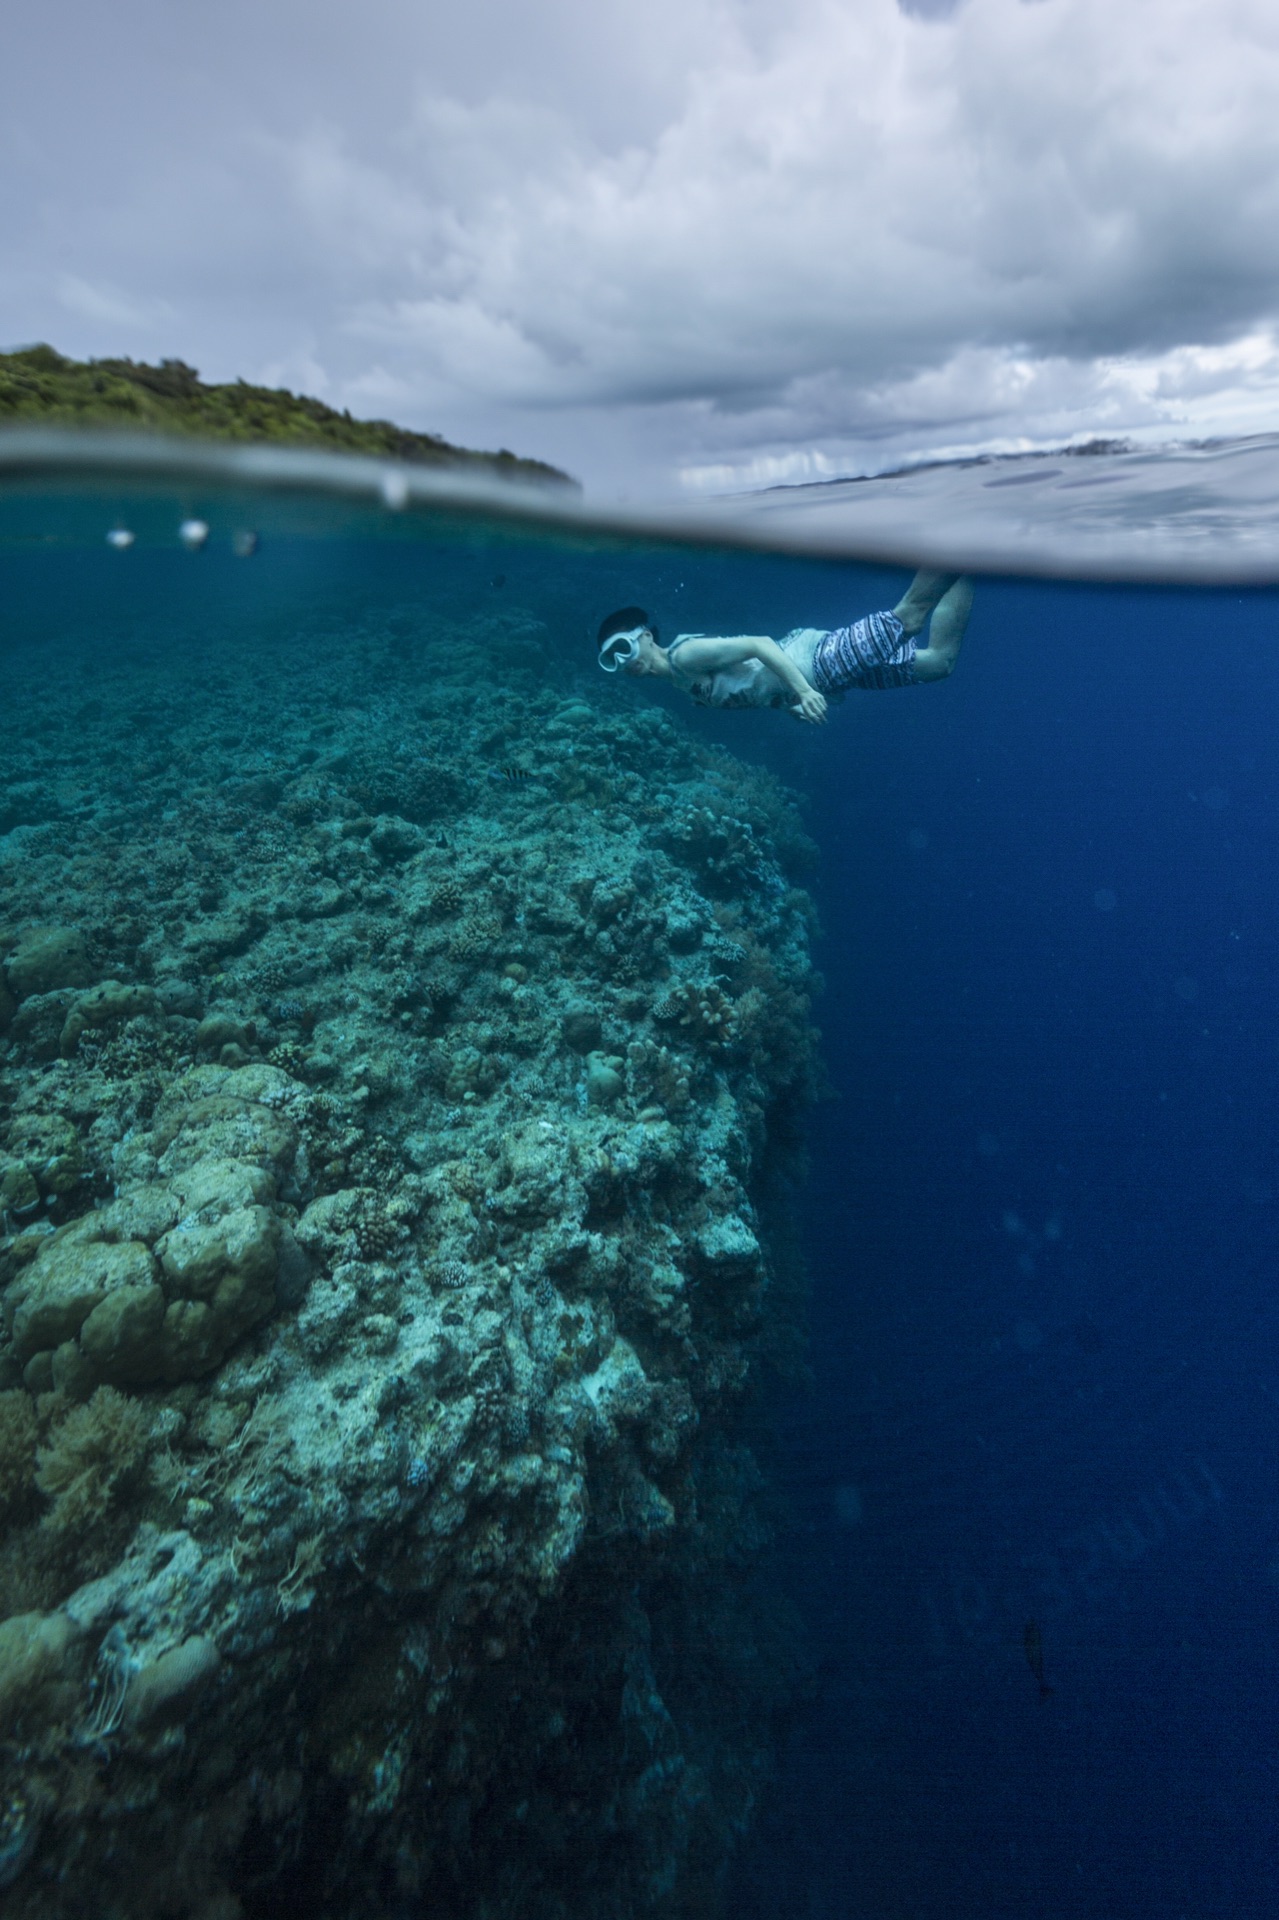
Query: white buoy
106 527 135 550
380 469 409 511
178 518 210 550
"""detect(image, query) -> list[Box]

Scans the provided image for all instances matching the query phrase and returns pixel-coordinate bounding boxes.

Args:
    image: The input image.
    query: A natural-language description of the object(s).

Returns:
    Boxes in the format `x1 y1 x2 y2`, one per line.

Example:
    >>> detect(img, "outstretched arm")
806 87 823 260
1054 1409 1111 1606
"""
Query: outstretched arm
748 636 827 721
668 634 827 722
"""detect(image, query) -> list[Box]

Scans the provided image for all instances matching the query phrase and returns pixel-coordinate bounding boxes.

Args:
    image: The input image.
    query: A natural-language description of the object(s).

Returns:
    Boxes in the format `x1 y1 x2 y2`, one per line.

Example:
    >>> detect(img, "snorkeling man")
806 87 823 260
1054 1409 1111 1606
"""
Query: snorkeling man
596 570 972 723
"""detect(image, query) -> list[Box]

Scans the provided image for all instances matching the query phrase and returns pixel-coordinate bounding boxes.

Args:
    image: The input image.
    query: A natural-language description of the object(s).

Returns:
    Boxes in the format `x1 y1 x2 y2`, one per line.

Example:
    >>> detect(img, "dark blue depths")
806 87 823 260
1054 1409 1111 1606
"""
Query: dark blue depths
726 575 1279 1920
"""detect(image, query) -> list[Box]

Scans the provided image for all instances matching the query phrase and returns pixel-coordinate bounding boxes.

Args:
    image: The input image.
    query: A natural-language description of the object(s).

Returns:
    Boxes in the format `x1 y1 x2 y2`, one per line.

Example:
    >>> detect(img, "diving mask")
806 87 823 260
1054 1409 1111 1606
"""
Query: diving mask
598 626 647 672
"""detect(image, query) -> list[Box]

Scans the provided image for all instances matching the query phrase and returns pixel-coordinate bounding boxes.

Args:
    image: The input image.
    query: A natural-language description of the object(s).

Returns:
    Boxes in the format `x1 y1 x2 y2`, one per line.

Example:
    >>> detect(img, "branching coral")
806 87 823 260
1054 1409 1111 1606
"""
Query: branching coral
652 981 736 1048
0 1390 38 1519
450 913 505 963
35 1387 152 1534
430 876 464 916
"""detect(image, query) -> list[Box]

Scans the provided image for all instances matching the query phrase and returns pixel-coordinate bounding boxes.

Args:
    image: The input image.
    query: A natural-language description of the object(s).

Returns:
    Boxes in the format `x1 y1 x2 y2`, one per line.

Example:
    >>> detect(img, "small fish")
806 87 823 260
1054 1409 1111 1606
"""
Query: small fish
1023 1620 1053 1700
231 528 259 558
178 518 210 550
490 764 534 783
491 572 507 588
106 527 135 550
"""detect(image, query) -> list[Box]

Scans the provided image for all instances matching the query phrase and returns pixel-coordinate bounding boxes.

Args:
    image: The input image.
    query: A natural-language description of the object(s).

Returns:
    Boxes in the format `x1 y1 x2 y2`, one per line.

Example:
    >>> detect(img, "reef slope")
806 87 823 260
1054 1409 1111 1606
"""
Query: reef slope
0 596 817 1916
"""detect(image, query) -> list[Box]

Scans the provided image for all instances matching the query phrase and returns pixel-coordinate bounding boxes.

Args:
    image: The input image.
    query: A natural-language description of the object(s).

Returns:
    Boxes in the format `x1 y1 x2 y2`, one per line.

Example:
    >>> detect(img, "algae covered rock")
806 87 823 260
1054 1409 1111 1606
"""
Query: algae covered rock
78 1281 168 1383
59 979 160 1056
0 1608 80 1728
152 1064 300 1177
0 1164 40 1215
7 988 81 1061
155 1202 280 1375
4 926 91 999
9 1198 282 1390
192 1013 254 1055
6 1143 284 1389
585 1050 626 1107
490 1124 580 1223
561 1003 602 1054
296 1188 376 1265
9 1229 158 1371
121 1633 221 1729
4 1111 83 1198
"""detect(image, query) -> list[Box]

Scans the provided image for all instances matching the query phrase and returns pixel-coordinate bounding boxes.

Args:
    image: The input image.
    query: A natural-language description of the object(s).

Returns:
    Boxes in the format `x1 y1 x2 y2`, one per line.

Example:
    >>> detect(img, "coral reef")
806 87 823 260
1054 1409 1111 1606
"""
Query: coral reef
0 594 818 1918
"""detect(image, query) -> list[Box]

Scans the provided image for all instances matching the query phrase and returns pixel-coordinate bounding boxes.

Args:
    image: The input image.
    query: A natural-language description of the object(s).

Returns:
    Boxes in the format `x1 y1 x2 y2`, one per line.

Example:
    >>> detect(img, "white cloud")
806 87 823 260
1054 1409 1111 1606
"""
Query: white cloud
253 347 332 398
8 0 1279 490
55 274 172 332
258 0 1279 483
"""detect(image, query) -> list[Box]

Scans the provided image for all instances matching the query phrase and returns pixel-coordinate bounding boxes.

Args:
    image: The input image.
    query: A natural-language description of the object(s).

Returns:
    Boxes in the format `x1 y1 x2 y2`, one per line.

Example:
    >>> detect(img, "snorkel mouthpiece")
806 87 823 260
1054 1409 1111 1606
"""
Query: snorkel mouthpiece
598 626 646 672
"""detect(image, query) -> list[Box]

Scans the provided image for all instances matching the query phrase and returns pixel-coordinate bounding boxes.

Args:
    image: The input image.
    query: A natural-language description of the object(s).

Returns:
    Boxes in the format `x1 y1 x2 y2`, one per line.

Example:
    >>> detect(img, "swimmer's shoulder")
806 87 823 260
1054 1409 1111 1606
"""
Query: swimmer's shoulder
666 633 720 675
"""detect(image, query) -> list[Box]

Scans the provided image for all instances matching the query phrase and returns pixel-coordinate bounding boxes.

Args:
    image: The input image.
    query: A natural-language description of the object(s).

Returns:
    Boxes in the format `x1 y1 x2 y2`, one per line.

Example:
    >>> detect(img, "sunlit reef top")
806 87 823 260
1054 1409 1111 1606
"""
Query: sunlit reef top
0 345 576 492
5 416 1279 582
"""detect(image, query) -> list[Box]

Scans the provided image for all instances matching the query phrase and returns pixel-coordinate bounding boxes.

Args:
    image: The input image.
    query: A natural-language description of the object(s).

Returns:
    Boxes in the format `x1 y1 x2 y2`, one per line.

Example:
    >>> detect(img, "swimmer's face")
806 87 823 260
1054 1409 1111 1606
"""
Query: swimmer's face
623 630 666 675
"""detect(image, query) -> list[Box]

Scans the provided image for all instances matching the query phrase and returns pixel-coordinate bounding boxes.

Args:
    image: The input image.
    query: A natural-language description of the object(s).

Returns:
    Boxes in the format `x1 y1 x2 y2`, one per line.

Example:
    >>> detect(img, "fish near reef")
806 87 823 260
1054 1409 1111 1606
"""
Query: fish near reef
489 765 534 783
1023 1619 1053 1700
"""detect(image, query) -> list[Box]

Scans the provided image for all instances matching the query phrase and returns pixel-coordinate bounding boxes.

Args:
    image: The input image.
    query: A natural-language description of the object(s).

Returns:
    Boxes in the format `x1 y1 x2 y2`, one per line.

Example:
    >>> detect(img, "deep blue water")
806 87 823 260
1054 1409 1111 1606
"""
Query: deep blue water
4 490 1278 1915
726 577 1279 1919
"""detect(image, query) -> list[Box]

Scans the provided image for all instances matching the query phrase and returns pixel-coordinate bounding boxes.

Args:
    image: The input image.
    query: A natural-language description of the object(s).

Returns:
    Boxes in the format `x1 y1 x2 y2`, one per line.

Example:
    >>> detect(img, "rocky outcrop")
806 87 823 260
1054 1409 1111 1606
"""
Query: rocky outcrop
0 603 817 1917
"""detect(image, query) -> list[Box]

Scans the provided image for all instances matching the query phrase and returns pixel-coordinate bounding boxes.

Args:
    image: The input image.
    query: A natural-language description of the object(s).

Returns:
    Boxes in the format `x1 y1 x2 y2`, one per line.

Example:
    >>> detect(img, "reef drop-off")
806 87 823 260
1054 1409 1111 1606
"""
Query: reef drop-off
0 590 819 1917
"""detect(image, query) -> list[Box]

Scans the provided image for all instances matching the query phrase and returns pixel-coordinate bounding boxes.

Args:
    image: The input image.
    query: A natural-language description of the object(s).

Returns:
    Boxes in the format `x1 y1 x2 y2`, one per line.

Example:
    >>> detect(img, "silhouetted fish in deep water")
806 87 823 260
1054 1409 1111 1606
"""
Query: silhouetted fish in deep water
1024 1620 1053 1700
491 572 507 587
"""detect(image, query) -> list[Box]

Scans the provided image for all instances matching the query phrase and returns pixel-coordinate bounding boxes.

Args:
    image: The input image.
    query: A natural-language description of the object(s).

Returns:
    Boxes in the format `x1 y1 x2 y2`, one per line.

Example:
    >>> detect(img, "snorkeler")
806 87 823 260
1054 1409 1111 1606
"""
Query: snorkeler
596 570 972 723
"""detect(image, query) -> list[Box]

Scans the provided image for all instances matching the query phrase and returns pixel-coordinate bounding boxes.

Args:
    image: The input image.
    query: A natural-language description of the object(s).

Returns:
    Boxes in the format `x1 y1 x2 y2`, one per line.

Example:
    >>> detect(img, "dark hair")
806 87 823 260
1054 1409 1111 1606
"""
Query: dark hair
597 606 660 647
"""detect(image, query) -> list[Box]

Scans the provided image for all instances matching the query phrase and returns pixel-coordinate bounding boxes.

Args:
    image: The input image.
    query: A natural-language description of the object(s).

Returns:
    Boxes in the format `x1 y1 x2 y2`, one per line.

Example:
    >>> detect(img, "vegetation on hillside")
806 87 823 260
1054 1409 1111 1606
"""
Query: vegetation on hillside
0 344 575 488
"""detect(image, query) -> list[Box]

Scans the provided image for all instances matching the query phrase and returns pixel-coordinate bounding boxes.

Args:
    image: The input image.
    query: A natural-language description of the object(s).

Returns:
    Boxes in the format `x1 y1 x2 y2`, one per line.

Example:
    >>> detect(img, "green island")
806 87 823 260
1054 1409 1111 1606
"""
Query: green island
0 343 575 489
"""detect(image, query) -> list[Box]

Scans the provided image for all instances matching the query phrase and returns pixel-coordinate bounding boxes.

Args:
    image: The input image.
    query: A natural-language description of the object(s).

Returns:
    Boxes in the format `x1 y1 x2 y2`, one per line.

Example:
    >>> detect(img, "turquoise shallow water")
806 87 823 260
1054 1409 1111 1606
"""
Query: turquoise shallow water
2 443 1278 1919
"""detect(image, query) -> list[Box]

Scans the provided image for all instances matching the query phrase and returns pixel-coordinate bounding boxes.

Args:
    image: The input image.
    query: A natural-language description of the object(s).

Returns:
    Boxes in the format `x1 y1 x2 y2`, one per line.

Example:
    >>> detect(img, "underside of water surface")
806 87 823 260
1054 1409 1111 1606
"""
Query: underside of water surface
1 438 1277 1919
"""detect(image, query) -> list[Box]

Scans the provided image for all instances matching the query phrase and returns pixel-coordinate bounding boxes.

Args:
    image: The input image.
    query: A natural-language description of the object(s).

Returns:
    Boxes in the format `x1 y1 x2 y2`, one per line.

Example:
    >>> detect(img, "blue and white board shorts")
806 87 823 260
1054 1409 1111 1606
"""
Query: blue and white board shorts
812 610 917 692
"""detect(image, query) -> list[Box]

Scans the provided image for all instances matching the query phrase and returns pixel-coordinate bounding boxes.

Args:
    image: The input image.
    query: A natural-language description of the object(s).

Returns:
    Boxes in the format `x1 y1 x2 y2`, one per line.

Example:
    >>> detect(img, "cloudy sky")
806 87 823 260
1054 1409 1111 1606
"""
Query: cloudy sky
6 0 1279 495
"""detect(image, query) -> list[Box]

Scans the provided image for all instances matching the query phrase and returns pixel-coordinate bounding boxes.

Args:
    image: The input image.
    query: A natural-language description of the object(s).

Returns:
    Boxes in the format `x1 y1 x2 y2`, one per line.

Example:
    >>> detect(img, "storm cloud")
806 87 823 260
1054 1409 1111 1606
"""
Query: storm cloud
6 0 1279 493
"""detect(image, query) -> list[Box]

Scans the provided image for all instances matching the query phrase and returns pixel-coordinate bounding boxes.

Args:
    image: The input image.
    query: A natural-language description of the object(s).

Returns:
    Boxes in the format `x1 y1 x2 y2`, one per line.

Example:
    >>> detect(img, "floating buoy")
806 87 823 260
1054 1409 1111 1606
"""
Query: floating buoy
380 470 409 510
178 518 210 550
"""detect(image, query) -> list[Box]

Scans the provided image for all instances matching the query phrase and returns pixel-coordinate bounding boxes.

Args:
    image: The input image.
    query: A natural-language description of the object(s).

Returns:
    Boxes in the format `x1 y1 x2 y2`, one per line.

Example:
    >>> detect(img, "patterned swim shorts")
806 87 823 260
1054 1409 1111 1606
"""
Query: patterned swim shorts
812 610 917 693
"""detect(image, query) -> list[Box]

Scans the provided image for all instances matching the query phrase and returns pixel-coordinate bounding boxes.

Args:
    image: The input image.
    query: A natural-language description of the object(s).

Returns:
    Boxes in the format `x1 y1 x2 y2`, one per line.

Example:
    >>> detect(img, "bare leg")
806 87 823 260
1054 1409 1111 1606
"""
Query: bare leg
893 569 959 637
912 576 973 682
